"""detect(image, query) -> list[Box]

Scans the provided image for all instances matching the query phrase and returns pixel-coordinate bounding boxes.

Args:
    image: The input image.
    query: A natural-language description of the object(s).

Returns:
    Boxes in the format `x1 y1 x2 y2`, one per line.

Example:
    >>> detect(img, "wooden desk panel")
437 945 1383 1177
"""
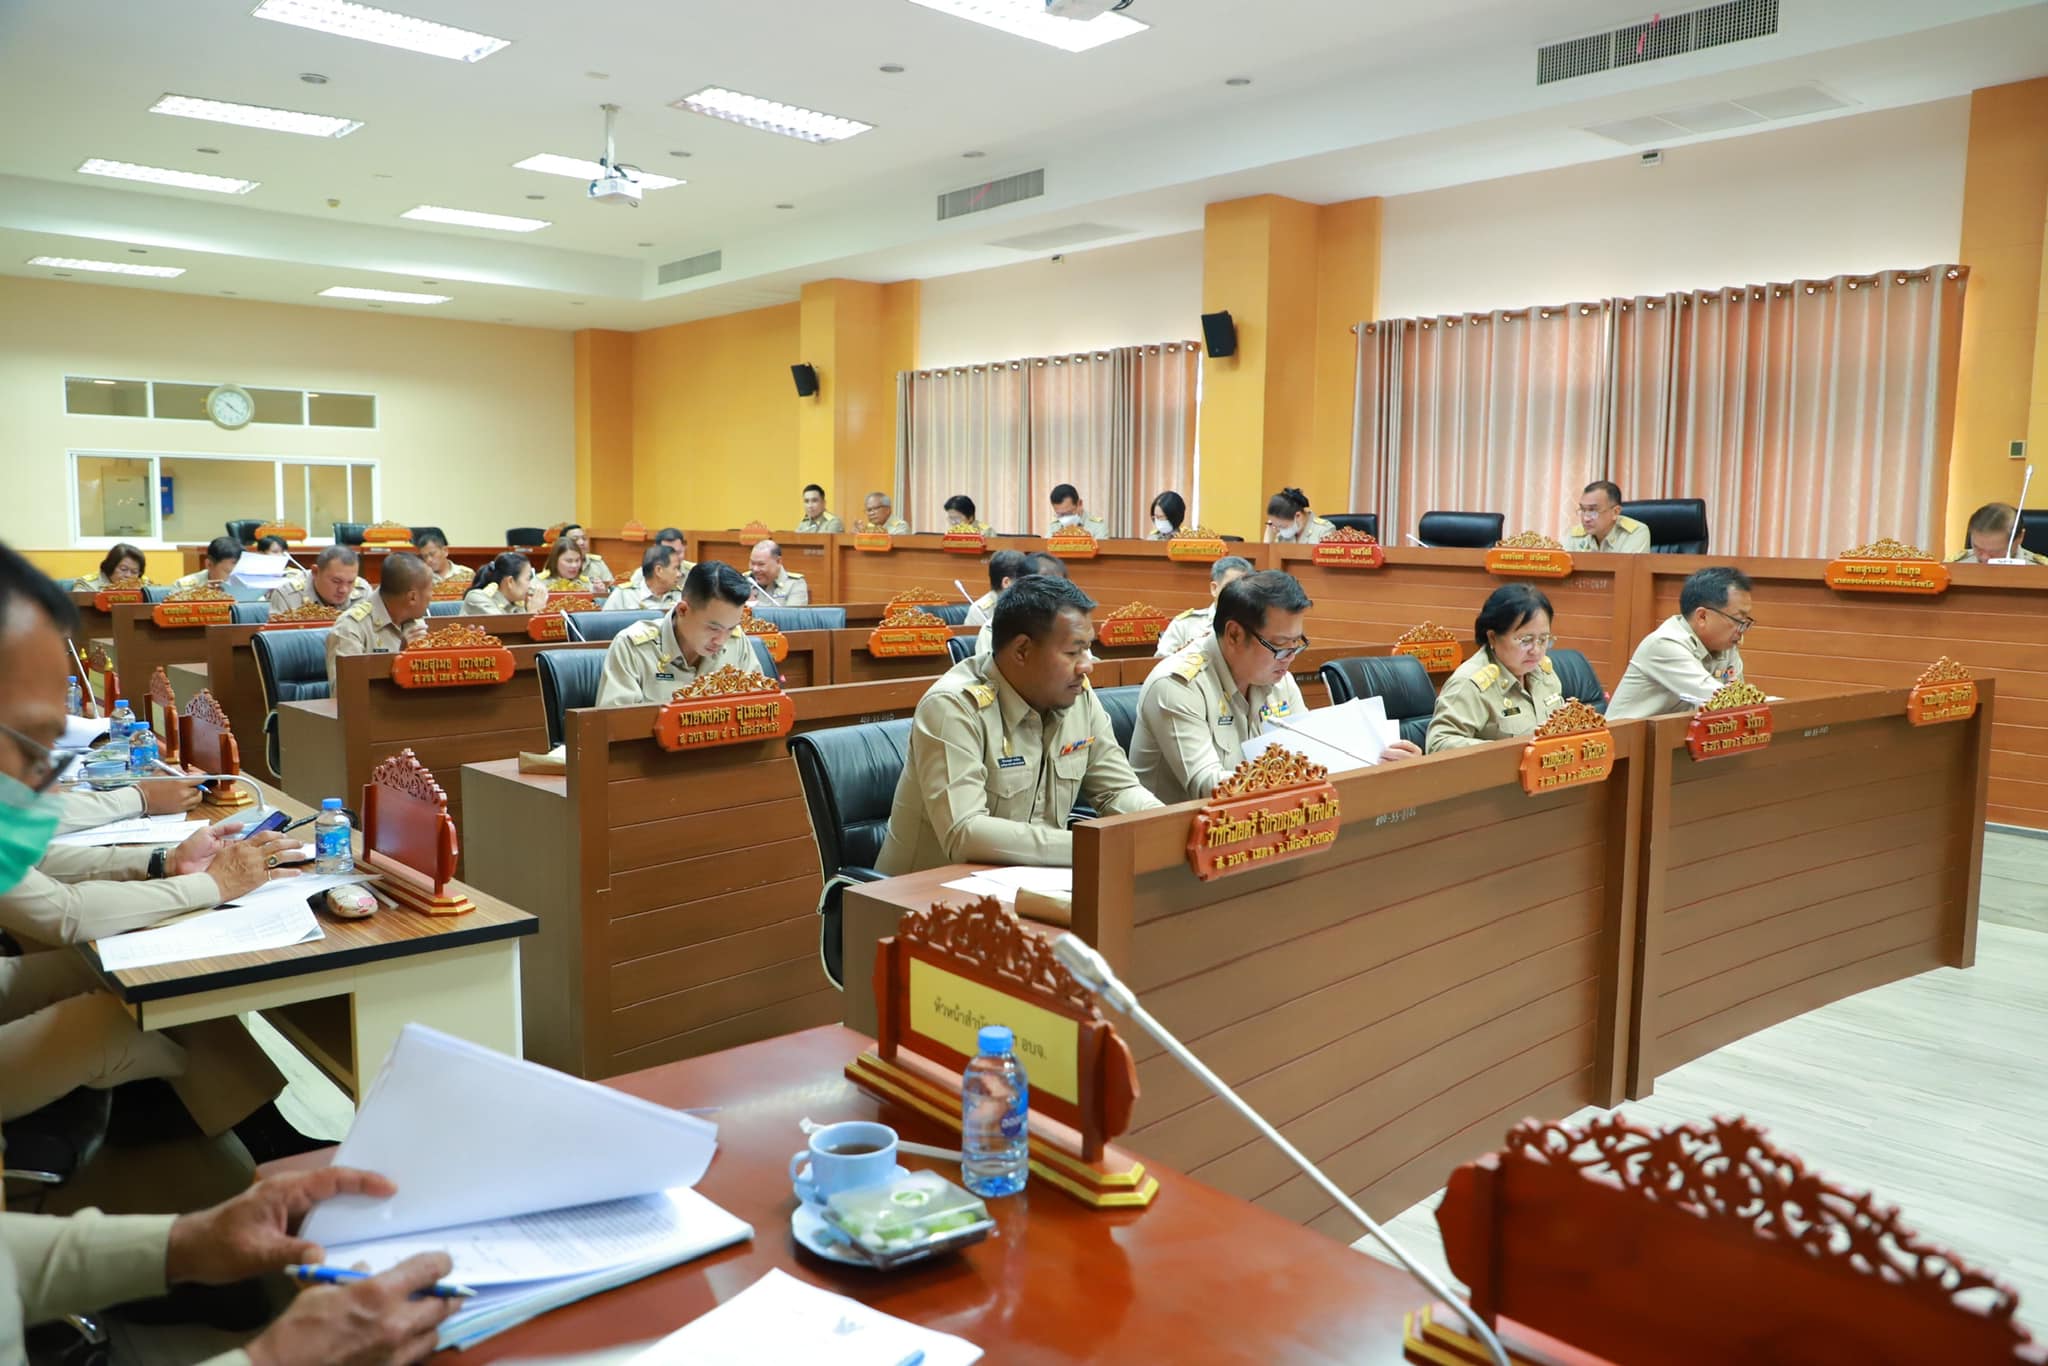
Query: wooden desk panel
109 604 220 714
179 543 538 582
66 590 119 656
830 629 971 685
768 629 830 689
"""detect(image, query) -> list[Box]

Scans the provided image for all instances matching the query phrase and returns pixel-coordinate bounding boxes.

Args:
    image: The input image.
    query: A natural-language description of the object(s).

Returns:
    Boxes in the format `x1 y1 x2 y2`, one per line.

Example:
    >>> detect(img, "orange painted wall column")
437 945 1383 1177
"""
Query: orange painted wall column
797 279 921 523
572 328 634 529
1950 77 2048 548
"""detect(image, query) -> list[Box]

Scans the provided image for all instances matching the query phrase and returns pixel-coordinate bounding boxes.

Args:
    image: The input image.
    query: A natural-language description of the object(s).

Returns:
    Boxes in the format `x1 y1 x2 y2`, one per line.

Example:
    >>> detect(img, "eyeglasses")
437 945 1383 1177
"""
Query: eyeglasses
0 721 83 796
1249 628 1311 663
1703 606 1756 634
1506 633 1555 651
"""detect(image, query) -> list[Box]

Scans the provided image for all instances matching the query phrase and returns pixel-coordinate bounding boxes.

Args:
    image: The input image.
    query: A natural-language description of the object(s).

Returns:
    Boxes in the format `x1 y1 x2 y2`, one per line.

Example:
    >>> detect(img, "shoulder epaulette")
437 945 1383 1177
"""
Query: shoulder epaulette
1615 515 1645 532
625 620 660 644
1539 656 1555 674
345 602 371 621
1473 662 1501 690
966 682 996 709
1173 607 1204 620
786 569 806 580
1173 651 1207 682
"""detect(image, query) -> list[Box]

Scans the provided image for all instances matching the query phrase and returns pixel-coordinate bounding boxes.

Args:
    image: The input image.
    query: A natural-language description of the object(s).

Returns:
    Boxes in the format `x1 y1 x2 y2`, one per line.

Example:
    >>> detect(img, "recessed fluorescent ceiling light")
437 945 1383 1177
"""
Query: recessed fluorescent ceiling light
513 153 682 189
79 158 258 194
250 0 508 62
905 0 1146 52
670 87 872 142
151 93 362 138
320 286 450 303
29 255 186 278
400 204 549 232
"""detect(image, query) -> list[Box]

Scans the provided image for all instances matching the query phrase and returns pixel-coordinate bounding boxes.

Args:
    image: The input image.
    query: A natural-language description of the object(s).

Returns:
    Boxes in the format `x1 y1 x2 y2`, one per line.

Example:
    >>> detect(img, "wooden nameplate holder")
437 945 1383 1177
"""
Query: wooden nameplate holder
430 569 475 601
848 896 1158 1209
1097 601 1169 648
1311 525 1385 568
1484 531 1574 579
154 584 235 628
390 623 515 689
1685 680 1773 761
738 608 788 663
359 749 474 915
178 690 254 806
526 595 602 643
1517 701 1612 797
93 582 148 610
85 643 121 717
1046 529 1099 559
1425 1113 2044 1365
253 522 306 542
867 607 951 657
941 530 987 554
258 602 340 631
146 666 182 766
1393 621 1462 673
1167 526 1226 563
1825 537 1951 596
362 520 413 546
1908 657 1979 727
619 520 649 542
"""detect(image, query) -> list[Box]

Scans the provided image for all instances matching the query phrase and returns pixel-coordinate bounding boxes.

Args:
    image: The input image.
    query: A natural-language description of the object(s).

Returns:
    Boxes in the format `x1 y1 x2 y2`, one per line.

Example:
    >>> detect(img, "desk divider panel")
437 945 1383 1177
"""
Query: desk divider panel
110 603 218 712
684 531 836 601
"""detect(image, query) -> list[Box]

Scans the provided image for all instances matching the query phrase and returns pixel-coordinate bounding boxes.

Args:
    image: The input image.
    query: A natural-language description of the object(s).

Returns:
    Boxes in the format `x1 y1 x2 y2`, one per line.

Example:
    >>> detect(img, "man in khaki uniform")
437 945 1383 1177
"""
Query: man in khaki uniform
562 524 616 588
268 544 371 614
1565 480 1652 554
60 774 207 833
974 553 1066 657
966 550 1027 634
1153 555 1254 658
1045 483 1110 540
1606 566 1752 720
172 536 241 589
624 529 690 592
747 539 810 607
325 551 432 689
796 483 845 533
596 561 763 707
604 543 687 610
416 529 474 588
877 576 1161 874
861 492 913 536
1951 501 2048 565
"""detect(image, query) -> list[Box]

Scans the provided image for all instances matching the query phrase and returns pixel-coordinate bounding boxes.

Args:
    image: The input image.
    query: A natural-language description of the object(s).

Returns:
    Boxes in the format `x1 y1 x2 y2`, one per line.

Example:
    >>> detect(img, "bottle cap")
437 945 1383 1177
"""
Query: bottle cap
68 676 77 684
321 797 344 810
977 1025 1013 1056
115 699 128 708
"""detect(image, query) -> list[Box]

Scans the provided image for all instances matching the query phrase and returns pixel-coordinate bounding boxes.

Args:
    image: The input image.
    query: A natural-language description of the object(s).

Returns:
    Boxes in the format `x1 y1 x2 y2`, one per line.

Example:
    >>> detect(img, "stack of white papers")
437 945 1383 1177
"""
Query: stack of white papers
630 1269 981 1366
95 900 323 972
230 551 293 592
1242 697 1400 772
940 866 1071 905
49 814 204 848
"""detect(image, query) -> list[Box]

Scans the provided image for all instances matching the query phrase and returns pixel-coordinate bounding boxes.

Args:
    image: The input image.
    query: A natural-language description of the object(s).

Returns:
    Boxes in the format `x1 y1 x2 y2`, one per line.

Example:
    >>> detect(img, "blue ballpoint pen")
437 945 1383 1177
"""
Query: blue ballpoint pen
285 1264 477 1299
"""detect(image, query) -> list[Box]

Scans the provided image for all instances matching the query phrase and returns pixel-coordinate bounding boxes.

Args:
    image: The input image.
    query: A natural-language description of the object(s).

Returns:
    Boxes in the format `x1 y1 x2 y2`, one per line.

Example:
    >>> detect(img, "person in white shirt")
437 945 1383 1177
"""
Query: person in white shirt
1606 566 1753 720
1154 555 1254 658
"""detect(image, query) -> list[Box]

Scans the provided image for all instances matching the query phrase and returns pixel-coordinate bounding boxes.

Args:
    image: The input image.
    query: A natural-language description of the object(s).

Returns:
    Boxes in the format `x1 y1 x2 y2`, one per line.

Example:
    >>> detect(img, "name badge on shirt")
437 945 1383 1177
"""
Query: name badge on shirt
1217 711 1233 727
997 755 1027 769
1058 738 1090 757
655 671 674 681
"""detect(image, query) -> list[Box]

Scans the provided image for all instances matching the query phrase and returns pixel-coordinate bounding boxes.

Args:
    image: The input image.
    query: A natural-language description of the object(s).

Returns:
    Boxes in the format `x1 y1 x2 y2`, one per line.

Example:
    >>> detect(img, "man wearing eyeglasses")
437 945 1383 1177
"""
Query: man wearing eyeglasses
1131 571 1418 803
1606 566 1754 721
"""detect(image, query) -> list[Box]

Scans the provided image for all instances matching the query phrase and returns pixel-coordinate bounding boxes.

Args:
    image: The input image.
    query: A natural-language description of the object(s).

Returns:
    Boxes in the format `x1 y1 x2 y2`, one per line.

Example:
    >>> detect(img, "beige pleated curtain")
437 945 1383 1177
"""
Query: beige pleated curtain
896 341 1200 537
1351 267 1968 557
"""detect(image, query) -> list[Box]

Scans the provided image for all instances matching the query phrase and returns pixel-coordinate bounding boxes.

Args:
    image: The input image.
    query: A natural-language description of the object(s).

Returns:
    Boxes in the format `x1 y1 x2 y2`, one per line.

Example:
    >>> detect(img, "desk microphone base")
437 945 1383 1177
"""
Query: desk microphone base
1404 1305 1613 1366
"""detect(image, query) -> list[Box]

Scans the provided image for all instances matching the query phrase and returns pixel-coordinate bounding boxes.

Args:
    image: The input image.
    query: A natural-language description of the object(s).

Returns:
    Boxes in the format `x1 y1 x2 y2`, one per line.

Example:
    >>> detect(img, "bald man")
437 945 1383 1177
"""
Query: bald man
746 539 810 607
325 550 432 688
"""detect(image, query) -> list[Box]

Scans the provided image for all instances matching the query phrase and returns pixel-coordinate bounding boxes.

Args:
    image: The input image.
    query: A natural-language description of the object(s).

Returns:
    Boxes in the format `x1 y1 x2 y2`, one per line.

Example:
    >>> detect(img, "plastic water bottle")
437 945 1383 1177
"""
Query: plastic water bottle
961 1025 1030 1198
65 677 83 717
127 719 159 776
314 798 353 874
106 700 135 768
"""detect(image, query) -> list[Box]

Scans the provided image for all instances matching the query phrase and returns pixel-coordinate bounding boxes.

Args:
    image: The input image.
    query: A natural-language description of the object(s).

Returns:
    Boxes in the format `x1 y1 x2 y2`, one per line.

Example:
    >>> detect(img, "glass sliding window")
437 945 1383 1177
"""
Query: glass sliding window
248 388 305 425
74 455 156 538
308 391 376 428
150 382 212 421
159 456 277 544
283 462 352 539
65 377 149 417
349 464 375 523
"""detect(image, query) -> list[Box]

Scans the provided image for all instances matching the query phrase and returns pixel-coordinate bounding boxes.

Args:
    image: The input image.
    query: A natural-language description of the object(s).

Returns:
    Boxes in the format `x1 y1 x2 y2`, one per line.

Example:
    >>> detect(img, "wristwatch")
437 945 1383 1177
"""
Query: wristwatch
147 848 168 880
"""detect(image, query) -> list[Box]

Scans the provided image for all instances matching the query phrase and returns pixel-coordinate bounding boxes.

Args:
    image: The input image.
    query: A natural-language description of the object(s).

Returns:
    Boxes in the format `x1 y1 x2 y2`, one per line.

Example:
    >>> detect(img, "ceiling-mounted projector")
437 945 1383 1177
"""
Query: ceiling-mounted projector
1045 0 1122 17
588 103 642 209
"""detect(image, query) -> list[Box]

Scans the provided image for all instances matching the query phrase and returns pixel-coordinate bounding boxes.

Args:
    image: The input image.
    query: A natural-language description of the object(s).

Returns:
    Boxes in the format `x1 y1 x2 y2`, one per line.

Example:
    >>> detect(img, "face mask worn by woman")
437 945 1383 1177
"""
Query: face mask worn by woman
1274 521 1301 543
1153 518 1174 537
0 773 62 896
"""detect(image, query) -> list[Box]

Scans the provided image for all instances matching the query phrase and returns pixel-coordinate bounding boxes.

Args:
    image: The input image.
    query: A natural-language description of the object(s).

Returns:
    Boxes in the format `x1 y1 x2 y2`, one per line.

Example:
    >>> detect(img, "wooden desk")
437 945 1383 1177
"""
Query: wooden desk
86 779 536 1100
684 530 835 597
439 1024 1425 1364
66 589 120 655
178 543 539 582
767 628 830 689
830 628 977 685
109 602 220 712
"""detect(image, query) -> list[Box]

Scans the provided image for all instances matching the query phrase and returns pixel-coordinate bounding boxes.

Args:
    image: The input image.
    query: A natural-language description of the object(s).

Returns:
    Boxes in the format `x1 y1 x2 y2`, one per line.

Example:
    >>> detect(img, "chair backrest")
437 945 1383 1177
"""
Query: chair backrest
749 637 781 681
746 605 847 631
410 525 447 545
1418 511 1505 549
224 518 266 546
1326 513 1380 539
1546 648 1606 710
506 526 547 547
333 522 367 546
565 609 661 644
789 718 916 877
536 649 609 750
142 585 176 603
229 602 272 625
1320 654 1438 747
2018 508 2048 558
925 602 972 626
251 627 333 706
946 635 975 664
1619 498 1709 555
1092 685 1142 754
426 599 465 617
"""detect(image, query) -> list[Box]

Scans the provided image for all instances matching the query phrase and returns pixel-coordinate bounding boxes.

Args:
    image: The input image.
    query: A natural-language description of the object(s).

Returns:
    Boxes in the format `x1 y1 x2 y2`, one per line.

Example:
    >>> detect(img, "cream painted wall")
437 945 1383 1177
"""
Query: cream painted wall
917 230 1205 368
1377 99 1971 319
0 277 573 549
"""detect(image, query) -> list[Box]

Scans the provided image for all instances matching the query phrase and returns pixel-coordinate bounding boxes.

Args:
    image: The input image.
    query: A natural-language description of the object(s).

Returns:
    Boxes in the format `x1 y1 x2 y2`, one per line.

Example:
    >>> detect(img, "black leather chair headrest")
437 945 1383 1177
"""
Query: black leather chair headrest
789 719 916 875
1618 499 1709 555
1417 511 1505 549
565 610 661 644
537 649 608 750
1326 513 1380 539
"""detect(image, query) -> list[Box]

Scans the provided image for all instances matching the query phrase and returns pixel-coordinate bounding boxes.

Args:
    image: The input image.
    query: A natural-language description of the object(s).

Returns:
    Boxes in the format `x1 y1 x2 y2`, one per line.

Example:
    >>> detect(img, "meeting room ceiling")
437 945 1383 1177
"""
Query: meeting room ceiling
1 0 2044 329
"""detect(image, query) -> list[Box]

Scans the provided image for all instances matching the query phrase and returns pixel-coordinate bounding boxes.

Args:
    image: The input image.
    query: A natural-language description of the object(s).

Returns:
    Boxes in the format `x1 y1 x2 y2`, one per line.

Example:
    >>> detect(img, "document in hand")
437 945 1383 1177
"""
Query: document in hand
299 1025 752 1350
229 551 293 591
630 1268 982 1366
1242 697 1400 772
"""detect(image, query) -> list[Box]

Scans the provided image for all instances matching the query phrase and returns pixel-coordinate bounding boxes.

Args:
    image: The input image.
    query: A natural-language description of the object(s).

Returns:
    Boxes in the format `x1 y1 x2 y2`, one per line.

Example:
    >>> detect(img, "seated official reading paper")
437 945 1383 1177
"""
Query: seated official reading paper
325 553 432 689
1133 571 1416 802
415 530 473 589
875 576 1161 875
1605 566 1751 721
1951 501 2048 565
1426 584 1569 752
269 544 371 614
595 561 762 707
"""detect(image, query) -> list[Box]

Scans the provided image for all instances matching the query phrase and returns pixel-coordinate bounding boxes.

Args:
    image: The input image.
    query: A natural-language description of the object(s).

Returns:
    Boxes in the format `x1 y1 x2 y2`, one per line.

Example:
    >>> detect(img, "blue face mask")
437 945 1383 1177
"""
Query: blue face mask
0 772 63 896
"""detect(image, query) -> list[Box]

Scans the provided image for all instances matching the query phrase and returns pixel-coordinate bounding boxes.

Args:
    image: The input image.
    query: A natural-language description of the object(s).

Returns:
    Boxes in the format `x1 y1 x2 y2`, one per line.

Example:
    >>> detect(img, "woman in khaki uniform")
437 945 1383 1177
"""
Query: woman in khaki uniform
534 538 593 594
1426 584 1567 752
463 551 548 615
72 543 147 592
1263 487 1337 544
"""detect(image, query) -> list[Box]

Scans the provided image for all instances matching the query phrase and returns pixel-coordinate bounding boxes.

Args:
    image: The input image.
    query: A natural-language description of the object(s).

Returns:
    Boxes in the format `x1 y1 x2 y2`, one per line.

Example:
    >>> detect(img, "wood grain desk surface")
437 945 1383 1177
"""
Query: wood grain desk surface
88 781 535 1003
423 1024 1425 1363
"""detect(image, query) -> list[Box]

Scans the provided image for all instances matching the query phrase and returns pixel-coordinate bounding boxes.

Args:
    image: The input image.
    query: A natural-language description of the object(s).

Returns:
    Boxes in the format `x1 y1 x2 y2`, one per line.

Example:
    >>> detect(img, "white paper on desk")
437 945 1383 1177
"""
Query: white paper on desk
62 716 112 749
229 552 291 591
631 1268 982 1366
48 814 205 848
940 866 1071 905
217 868 368 910
298 1024 720 1248
1243 697 1398 772
94 900 322 972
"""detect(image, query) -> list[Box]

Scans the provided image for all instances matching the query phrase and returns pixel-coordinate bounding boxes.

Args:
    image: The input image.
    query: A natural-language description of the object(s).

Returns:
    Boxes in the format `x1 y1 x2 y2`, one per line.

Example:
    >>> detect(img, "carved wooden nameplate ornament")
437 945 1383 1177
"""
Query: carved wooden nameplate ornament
154 584 235 628
1097 601 1170 648
543 521 569 545
1310 525 1386 569
740 520 773 541
1393 621 1464 674
146 666 182 764
619 520 648 542
253 522 306 543
652 666 794 752
1824 537 1950 595
390 623 516 689
93 581 149 610
853 530 894 553
257 602 340 631
1166 526 1227 564
941 529 988 555
85 643 120 714
179 690 253 806
885 587 951 612
1188 747 1342 880
1518 701 1613 797
362 520 413 545
430 567 475 601
1484 531 1575 579
524 594 602 643
1907 657 1979 727
1685 680 1773 761
1047 529 1099 559
738 608 788 663
868 606 952 658
360 749 473 915
849 896 1157 1209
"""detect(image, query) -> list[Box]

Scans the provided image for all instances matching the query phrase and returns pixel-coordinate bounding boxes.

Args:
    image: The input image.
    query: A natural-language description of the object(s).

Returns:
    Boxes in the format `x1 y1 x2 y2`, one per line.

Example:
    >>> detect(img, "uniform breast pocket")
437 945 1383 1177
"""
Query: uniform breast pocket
1052 748 1091 803
990 753 1037 814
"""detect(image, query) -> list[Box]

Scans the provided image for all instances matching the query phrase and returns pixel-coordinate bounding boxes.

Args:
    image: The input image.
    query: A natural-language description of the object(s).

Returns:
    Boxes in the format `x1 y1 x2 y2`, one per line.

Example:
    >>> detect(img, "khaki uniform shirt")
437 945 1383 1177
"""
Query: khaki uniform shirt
1154 606 1215 659
535 572 595 596
861 517 913 535
750 571 810 607
1046 514 1111 540
876 656 1160 874
1 1212 250 1366
583 552 615 586
796 513 845 533
172 569 227 590
1605 614 1745 721
1565 516 1653 554
431 562 475 587
627 561 696 594
1130 642 1307 804
1425 649 1566 753
4 846 221 946
1266 516 1338 545
970 591 1000 658
950 520 995 537
1951 547 2048 565
594 612 762 709
602 581 683 611
461 584 525 616
325 594 424 690
72 574 117 592
266 576 369 615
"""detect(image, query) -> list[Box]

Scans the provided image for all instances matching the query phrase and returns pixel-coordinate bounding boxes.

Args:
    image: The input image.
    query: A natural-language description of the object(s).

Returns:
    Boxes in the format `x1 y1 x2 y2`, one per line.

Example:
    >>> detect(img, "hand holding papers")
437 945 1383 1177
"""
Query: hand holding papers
1242 697 1403 772
230 551 293 592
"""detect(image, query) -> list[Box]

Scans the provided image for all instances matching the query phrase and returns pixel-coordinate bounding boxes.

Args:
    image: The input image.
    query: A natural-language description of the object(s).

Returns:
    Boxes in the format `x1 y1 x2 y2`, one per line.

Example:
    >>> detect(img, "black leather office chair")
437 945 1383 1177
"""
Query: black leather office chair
537 649 608 750
746 606 847 631
427 600 464 617
748 638 781 680
790 718 916 988
332 523 368 547
1092 685 1142 754
2 1085 111 1213
506 526 548 547
251 628 331 777
1547 648 1607 712
925 603 972 626
1319 654 1438 748
1418 511 1505 549
565 610 660 644
2018 508 2048 558
1326 514 1380 539
224 518 266 546
142 586 177 603
946 635 976 664
228 602 272 626
410 525 447 545
1619 499 1709 554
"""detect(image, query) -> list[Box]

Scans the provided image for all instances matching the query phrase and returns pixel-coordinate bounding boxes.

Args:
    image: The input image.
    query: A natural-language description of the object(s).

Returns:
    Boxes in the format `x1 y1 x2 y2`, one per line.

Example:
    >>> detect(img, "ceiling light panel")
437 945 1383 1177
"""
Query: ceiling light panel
905 0 1146 53
79 158 258 194
513 154 682 189
320 286 450 303
29 255 187 278
151 93 362 138
250 0 509 62
400 205 549 232
671 87 872 143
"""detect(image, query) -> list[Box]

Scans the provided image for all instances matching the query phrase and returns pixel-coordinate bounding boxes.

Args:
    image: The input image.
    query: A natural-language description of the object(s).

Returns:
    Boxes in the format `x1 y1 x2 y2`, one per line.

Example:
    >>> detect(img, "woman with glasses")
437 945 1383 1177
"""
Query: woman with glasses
72 543 147 592
1605 566 1753 720
1426 583 1567 752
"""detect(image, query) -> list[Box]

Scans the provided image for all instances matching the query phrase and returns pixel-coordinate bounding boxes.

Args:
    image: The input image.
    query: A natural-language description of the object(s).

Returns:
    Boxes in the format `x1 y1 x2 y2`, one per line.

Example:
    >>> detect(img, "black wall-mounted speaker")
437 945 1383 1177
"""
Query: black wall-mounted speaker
1200 310 1237 358
791 363 819 397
